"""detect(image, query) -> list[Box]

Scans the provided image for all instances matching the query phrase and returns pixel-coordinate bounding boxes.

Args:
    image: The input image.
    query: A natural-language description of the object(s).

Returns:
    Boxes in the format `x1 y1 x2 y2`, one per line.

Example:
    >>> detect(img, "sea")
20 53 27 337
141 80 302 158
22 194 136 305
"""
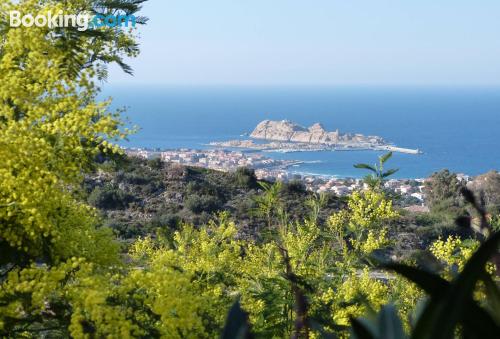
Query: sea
103 86 500 179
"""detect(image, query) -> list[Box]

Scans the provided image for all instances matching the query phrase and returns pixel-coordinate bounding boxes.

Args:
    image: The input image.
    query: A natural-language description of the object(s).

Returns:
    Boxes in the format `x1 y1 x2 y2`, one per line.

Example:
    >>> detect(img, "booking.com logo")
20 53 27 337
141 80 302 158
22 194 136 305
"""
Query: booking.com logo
9 11 136 31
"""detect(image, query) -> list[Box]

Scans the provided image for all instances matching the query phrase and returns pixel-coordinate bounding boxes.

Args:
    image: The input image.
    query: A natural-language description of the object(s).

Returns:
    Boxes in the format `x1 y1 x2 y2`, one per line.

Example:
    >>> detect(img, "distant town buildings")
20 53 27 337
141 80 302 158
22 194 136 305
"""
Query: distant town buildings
125 148 299 173
124 147 470 202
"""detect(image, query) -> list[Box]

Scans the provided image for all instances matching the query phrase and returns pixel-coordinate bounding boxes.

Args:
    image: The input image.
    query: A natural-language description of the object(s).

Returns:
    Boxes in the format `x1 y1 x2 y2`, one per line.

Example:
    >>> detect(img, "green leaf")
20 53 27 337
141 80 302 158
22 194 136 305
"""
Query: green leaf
382 169 399 178
382 264 449 339
461 299 500 338
257 181 271 191
309 320 338 339
482 273 500 323
221 301 252 339
377 305 408 339
411 298 445 339
379 152 393 165
383 264 448 296
386 245 500 339
432 233 500 338
354 164 377 173
351 317 376 339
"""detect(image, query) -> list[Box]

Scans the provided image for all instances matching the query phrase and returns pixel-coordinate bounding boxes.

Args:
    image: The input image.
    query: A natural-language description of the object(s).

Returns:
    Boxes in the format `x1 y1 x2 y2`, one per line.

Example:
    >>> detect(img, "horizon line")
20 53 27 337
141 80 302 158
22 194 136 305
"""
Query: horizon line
104 82 500 88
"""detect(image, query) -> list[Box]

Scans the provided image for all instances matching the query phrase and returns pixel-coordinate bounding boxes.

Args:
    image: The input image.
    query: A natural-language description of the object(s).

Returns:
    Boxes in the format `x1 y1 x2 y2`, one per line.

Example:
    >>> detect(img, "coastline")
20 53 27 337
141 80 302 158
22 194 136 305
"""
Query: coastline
123 147 436 201
208 139 422 155
124 146 429 181
109 86 500 179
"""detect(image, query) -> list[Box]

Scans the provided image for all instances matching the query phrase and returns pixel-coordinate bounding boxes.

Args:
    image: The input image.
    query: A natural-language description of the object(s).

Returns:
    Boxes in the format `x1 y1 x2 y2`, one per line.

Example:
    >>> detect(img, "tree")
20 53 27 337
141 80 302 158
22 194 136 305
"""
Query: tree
328 190 399 258
230 189 413 337
87 184 133 209
351 191 500 339
253 181 283 230
468 171 500 212
4 1 495 337
126 213 244 337
423 170 465 214
0 0 148 335
0 0 146 261
184 194 221 214
233 167 258 188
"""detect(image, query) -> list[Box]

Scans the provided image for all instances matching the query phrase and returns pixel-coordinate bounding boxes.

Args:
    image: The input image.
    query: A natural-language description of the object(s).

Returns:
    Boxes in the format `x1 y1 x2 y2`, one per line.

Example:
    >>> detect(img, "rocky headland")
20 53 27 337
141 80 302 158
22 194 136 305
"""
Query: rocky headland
210 120 421 154
250 120 385 145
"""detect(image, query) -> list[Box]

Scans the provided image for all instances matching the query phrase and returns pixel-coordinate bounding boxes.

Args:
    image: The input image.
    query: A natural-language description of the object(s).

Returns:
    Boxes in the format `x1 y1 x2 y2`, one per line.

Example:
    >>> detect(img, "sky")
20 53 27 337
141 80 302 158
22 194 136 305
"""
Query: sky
108 0 500 86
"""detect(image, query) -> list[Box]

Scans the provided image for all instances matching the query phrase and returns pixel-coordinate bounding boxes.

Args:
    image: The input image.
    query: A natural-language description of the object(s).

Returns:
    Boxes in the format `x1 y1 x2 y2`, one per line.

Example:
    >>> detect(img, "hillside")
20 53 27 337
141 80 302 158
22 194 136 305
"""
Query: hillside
83 155 468 261
84 155 343 240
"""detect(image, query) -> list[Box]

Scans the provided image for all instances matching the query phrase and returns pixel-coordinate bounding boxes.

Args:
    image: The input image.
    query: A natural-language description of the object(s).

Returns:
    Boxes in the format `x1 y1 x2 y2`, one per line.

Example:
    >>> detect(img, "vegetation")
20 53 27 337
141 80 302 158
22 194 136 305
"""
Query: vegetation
82 156 344 241
219 188 500 339
0 0 146 336
1 1 499 338
354 152 399 190
468 171 500 213
350 188 500 339
424 170 466 215
87 184 133 210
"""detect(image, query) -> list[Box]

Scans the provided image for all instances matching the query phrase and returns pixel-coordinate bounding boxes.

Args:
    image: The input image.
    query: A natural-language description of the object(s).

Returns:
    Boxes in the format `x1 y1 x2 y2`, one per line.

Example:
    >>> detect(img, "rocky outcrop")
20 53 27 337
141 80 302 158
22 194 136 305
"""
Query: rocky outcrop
250 120 384 145
250 120 306 141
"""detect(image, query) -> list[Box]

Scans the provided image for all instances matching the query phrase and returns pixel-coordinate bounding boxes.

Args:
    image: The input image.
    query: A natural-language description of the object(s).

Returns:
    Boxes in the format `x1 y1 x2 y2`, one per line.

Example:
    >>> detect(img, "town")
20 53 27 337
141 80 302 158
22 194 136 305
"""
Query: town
125 147 302 173
125 148 471 205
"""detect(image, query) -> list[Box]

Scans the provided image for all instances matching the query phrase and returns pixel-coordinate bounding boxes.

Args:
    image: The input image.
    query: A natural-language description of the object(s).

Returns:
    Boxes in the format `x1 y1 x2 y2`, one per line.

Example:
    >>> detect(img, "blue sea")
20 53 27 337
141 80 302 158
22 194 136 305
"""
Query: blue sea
103 86 500 179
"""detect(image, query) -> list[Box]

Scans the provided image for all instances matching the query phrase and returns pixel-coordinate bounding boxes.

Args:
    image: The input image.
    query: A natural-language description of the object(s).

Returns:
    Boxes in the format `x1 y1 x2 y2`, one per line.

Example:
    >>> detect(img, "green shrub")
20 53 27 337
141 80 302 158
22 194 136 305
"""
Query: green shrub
141 181 164 195
233 167 258 188
184 195 221 214
88 185 133 210
282 179 306 194
186 180 220 197
149 213 181 229
147 157 163 170
123 171 153 185
414 212 445 227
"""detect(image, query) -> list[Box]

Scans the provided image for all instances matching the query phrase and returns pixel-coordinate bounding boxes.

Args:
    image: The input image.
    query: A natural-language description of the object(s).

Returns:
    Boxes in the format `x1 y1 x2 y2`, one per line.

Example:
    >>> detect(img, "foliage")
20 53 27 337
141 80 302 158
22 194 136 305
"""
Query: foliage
219 187 499 339
351 188 500 339
423 170 465 214
491 214 500 232
0 0 145 259
430 236 480 274
328 190 399 256
284 179 307 194
0 0 147 335
235 188 408 337
233 167 259 189
87 184 133 209
253 181 284 230
126 212 244 337
354 152 399 190
321 269 390 326
2 1 499 337
67 185 402 338
86 157 344 241
468 171 500 212
350 304 407 339
184 194 221 214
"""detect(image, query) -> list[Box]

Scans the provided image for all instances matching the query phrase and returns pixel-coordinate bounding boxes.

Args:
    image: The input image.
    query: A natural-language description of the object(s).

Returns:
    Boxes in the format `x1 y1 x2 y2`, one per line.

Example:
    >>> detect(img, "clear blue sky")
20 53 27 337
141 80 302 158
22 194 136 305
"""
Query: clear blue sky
108 0 500 86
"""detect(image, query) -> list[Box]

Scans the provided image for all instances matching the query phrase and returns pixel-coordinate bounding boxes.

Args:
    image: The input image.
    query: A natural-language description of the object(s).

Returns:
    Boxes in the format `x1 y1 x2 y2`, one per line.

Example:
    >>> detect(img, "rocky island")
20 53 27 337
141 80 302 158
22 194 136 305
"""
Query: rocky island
210 120 421 154
250 120 384 145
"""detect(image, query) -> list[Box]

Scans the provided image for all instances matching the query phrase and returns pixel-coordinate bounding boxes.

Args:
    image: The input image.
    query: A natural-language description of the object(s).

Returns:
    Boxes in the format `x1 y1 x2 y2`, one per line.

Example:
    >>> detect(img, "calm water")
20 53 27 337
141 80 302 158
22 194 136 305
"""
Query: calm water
103 86 500 179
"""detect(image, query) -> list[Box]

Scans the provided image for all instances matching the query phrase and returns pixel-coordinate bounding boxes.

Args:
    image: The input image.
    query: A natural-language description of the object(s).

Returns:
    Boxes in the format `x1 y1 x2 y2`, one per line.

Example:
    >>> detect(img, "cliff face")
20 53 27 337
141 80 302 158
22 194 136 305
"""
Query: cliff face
250 120 307 141
250 120 383 145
